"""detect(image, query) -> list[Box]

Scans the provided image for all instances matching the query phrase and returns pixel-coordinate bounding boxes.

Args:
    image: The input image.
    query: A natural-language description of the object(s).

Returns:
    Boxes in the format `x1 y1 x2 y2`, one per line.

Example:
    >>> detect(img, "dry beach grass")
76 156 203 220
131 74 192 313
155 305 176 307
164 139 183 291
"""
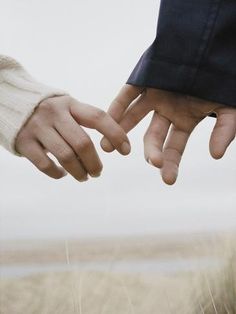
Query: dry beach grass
0 233 235 314
192 252 236 313
0 271 193 314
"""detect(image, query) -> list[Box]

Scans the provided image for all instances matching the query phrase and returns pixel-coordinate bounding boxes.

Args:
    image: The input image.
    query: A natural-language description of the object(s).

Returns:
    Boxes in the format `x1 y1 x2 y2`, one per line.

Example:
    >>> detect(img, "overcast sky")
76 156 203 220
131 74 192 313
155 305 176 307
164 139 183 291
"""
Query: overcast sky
0 0 235 240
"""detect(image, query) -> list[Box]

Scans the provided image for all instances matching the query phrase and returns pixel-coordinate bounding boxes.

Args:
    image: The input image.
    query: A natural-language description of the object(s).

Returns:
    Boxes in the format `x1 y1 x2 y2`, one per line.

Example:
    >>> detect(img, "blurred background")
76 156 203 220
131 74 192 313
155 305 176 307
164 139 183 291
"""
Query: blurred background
0 2 236 313
0 0 235 240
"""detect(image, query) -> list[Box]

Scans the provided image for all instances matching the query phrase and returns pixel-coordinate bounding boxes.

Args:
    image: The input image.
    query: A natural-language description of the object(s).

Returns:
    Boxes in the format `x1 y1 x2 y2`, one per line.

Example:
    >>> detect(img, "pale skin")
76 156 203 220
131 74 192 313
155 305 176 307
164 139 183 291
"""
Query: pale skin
101 85 236 185
15 95 131 182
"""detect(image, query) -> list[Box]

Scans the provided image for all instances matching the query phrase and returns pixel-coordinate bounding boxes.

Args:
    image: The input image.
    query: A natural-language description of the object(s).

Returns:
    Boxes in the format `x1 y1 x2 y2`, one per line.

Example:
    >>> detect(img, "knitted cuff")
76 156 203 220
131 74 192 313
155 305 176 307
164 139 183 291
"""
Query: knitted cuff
0 60 66 154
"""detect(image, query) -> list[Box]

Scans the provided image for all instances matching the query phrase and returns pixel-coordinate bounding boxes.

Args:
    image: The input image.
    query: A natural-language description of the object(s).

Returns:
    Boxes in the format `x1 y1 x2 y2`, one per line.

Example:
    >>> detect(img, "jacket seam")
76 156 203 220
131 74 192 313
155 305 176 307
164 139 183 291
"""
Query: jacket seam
188 0 223 92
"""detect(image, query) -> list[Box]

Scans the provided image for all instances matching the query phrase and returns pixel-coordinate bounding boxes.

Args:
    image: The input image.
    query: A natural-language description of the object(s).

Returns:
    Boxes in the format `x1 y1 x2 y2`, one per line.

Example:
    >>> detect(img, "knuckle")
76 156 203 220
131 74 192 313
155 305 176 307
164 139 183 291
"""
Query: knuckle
15 130 29 146
39 96 70 114
77 138 93 152
127 110 139 124
91 109 107 121
28 115 44 130
61 95 73 103
15 133 33 154
39 99 56 113
57 148 75 163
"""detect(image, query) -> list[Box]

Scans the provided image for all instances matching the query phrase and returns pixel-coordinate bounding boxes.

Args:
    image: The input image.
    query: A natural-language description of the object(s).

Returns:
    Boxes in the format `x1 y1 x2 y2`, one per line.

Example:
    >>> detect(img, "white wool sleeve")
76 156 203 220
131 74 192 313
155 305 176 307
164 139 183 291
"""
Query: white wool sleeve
0 55 67 154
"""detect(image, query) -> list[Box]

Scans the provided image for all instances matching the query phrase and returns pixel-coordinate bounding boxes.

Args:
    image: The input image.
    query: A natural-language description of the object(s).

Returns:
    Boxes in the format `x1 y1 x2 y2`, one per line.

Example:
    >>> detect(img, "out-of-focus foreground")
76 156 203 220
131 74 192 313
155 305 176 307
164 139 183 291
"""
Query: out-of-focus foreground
0 233 235 314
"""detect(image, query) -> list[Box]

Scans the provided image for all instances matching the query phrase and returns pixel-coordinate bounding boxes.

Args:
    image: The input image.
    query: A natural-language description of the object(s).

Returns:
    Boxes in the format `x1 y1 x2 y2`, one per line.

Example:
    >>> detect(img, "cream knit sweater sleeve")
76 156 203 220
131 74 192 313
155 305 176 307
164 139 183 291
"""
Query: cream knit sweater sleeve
0 55 66 154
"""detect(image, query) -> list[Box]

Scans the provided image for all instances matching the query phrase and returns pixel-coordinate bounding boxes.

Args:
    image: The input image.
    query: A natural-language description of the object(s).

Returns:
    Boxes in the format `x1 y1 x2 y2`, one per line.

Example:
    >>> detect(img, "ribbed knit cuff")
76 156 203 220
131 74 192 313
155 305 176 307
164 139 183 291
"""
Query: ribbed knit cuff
0 61 66 154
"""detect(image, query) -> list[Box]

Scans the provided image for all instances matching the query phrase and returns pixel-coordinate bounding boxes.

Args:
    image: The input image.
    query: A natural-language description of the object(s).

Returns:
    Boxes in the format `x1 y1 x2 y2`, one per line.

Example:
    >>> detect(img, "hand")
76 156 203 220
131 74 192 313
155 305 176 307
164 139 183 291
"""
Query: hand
101 85 236 185
16 95 131 181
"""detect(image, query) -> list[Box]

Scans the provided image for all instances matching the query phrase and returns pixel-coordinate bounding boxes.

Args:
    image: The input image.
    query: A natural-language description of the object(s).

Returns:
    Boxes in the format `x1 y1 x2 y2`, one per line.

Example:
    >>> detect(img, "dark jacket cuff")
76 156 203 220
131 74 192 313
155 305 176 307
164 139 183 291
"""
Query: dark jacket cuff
127 54 236 109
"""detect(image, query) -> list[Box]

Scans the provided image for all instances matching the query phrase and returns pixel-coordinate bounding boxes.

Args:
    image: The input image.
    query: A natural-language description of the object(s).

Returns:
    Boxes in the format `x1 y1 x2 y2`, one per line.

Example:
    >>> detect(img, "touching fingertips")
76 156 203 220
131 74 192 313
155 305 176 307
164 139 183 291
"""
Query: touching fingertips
100 137 114 152
120 141 131 155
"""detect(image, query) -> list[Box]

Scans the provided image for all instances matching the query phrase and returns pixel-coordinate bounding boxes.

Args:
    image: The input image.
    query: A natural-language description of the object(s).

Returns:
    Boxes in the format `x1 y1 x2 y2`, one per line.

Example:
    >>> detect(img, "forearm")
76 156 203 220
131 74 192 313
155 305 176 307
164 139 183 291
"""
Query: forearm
0 55 66 154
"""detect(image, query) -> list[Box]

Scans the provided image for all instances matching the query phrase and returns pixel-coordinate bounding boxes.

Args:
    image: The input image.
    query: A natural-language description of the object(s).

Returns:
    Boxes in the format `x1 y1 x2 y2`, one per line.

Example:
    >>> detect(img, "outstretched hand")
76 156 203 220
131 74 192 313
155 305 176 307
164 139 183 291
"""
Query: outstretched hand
101 85 236 185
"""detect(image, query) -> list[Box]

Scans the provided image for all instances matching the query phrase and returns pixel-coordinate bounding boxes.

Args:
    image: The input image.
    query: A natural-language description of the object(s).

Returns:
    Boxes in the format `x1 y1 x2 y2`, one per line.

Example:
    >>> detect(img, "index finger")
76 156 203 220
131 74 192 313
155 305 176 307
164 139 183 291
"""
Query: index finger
107 84 144 121
70 100 132 156
101 84 143 152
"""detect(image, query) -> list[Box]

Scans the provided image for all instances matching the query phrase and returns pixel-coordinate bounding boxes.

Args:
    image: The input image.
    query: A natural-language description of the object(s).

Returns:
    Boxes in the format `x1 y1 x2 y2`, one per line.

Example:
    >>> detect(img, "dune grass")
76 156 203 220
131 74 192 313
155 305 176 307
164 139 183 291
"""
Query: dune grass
192 253 236 314
0 271 194 314
1 234 236 313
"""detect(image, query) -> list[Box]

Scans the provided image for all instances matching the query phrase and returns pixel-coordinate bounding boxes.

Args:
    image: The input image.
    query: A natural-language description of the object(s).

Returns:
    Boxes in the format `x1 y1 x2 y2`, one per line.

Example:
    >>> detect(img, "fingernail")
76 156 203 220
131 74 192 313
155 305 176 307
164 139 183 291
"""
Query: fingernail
101 138 114 152
79 176 88 182
90 172 101 178
121 142 131 155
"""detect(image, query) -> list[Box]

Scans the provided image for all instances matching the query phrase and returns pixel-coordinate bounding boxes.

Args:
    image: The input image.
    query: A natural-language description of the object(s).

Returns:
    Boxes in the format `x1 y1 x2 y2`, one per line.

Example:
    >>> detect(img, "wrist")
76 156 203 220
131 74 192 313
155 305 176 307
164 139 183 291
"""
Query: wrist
0 66 67 154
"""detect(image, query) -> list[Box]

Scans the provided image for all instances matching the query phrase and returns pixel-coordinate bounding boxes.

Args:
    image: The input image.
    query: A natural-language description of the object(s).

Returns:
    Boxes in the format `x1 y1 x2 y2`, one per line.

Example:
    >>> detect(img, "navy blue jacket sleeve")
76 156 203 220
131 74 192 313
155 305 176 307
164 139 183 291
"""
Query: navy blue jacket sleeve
127 0 236 108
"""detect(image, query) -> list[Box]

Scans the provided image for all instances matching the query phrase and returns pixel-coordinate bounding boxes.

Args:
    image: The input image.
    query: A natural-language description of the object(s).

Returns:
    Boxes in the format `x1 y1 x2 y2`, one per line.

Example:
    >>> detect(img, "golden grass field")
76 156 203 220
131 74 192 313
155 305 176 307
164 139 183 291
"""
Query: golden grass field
0 232 235 314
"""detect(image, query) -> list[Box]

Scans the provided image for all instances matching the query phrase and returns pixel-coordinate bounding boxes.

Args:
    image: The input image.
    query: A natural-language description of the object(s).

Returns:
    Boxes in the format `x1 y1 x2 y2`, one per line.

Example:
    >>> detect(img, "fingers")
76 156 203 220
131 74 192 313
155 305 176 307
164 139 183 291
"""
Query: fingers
102 91 152 152
101 90 151 152
100 84 143 152
118 93 153 133
161 125 192 185
70 100 131 155
143 112 171 169
107 84 144 120
37 128 88 182
209 107 236 159
55 113 103 177
143 113 192 185
16 94 134 181
16 140 67 179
